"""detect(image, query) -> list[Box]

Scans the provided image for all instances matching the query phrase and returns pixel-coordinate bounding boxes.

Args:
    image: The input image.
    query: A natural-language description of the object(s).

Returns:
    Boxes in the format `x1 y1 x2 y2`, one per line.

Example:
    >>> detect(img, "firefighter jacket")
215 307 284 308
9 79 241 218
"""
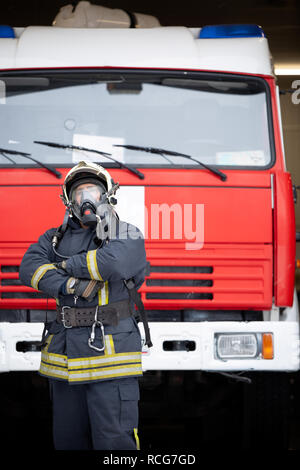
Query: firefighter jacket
19 217 146 385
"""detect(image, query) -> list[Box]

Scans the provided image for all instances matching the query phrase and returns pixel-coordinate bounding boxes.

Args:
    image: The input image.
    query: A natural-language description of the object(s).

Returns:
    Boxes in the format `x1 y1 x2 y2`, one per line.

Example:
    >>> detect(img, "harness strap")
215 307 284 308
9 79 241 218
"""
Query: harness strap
124 279 152 348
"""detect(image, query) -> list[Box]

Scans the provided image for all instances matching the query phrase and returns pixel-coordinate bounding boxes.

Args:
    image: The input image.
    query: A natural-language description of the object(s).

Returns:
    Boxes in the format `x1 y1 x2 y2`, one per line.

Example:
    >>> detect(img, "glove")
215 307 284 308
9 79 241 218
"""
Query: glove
65 277 104 302
55 260 67 271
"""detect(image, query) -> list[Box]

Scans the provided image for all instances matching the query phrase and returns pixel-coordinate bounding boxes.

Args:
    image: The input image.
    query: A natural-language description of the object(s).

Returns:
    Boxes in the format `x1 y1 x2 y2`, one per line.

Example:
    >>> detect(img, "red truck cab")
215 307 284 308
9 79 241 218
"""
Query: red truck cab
0 14 298 448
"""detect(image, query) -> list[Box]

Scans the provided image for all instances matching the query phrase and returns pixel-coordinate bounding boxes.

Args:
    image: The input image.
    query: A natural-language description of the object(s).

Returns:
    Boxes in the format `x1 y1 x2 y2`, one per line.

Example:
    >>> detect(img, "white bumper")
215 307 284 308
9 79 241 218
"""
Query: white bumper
0 322 44 372
141 321 300 372
0 320 299 372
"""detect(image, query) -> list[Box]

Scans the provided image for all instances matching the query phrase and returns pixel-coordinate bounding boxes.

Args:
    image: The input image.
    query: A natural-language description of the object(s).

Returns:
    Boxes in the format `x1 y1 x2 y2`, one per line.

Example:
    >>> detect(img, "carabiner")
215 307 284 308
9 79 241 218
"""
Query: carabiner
88 308 105 352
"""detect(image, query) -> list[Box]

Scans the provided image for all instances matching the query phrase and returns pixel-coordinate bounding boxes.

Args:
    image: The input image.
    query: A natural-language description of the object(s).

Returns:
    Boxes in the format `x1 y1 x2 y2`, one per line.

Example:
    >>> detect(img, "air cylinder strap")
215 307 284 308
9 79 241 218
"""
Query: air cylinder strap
124 279 152 347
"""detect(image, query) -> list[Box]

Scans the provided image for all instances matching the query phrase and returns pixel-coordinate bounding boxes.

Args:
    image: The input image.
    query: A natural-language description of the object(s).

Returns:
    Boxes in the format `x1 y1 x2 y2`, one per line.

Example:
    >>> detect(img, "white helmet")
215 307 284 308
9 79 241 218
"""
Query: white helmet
62 160 116 210
61 161 119 234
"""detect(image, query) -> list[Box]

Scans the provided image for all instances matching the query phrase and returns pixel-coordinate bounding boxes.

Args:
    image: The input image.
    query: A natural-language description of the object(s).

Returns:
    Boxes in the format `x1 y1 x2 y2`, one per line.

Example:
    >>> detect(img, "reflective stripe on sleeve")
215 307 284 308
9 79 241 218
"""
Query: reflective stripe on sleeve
31 264 57 290
86 249 103 281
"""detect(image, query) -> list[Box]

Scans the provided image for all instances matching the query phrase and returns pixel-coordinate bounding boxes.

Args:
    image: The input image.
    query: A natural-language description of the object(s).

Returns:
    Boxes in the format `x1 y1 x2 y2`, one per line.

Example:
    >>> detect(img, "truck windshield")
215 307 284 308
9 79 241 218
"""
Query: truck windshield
0 70 273 168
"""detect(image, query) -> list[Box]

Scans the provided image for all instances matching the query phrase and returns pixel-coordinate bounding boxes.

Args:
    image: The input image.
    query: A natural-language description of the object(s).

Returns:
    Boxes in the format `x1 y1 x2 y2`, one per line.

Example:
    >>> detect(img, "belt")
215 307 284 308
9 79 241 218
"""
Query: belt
56 299 133 328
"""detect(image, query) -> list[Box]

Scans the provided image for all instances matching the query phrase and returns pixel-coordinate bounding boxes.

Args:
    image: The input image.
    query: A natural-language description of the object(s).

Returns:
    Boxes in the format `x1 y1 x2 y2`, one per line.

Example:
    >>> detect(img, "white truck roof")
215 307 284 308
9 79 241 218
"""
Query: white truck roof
0 26 273 76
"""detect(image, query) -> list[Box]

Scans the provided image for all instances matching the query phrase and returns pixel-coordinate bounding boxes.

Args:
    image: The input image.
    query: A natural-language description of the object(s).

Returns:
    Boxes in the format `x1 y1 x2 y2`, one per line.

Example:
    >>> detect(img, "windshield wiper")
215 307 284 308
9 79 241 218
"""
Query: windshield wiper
114 144 227 181
34 140 145 180
0 147 62 178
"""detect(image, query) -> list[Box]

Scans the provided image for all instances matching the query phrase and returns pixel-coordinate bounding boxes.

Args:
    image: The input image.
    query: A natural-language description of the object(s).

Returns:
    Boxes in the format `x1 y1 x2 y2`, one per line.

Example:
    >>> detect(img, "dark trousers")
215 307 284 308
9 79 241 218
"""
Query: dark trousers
49 377 140 450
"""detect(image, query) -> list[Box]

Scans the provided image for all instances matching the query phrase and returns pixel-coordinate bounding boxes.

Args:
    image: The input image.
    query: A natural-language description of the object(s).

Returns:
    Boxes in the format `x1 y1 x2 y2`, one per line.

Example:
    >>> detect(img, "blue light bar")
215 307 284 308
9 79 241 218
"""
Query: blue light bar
0 25 15 38
199 24 265 39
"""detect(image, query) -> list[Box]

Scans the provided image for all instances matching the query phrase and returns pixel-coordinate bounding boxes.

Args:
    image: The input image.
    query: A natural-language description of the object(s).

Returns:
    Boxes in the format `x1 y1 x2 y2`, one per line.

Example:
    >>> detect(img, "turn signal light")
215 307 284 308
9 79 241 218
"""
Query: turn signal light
296 260 300 269
262 333 274 359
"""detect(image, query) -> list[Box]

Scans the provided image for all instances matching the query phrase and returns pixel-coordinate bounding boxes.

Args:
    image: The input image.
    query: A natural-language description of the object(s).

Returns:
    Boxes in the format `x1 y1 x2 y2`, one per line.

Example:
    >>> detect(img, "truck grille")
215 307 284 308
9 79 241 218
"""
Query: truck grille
145 265 214 300
0 264 48 306
142 243 272 310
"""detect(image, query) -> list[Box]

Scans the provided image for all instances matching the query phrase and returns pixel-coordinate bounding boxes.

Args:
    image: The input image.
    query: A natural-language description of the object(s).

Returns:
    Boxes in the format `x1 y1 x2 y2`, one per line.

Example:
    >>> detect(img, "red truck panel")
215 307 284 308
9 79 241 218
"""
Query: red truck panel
145 186 272 244
273 171 296 306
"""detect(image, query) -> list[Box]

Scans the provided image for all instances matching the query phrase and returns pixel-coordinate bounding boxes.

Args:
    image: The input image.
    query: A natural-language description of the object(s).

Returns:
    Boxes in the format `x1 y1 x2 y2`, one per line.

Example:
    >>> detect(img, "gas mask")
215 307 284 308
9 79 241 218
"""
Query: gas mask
69 178 106 227
69 177 119 240
62 162 119 241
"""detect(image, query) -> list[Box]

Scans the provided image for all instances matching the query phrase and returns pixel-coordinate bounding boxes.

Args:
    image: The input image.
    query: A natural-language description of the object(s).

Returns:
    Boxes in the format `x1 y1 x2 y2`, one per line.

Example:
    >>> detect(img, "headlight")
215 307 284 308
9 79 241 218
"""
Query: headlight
215 333 258 359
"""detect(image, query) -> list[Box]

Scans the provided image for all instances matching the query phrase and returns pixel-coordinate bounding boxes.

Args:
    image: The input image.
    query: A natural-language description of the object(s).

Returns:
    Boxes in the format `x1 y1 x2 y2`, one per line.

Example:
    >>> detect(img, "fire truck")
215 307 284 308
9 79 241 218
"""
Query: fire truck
0 2 298 449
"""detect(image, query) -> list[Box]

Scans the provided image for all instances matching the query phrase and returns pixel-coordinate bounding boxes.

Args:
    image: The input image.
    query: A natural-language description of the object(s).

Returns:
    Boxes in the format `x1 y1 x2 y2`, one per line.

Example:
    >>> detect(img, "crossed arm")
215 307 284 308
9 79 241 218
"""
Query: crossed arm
19 222 146 299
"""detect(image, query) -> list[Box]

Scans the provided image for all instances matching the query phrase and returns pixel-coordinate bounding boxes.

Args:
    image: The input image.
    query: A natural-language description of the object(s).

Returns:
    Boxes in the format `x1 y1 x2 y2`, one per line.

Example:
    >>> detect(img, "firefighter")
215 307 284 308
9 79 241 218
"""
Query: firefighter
19 161 149 450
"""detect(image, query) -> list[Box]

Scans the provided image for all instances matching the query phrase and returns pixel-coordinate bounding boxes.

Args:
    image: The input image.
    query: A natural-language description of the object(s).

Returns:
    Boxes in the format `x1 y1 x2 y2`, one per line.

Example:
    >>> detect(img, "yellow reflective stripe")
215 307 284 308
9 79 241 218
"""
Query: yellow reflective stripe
68 364 143 382
31 264 57 290
104 335 112 354
67 346 139 364
86 250 103 281
98 281 109 306
39 358 142 382
41 351 67 362
105 281 109 304
68 352 141 370
43 334 54 353
39 362 69 380
105 334 115 355
134 428 140 451
41 351 68 368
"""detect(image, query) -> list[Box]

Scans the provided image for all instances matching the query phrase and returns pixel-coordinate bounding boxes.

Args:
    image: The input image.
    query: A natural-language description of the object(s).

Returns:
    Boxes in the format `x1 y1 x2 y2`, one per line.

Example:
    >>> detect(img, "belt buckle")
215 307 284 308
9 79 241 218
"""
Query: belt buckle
61 306 73 329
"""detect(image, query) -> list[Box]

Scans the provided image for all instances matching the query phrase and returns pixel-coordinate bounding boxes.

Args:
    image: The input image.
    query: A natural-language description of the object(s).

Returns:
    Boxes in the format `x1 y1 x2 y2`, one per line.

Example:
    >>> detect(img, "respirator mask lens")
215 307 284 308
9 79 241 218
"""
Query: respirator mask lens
70 182 105 225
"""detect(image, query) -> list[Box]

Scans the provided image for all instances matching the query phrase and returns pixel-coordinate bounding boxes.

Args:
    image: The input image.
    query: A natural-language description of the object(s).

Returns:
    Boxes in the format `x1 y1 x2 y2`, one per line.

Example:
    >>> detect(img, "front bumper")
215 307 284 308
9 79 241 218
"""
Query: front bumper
141 321 300 372
0 321 299 372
